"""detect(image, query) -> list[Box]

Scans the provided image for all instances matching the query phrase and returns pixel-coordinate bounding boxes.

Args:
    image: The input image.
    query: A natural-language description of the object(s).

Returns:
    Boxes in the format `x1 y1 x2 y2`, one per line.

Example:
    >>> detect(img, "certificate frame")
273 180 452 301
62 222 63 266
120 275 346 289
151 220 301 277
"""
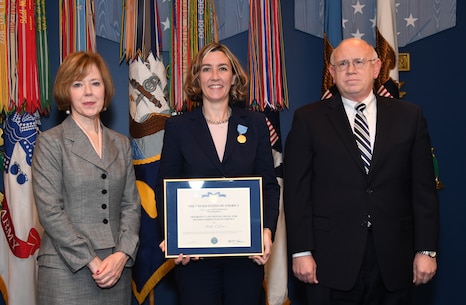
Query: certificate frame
164 177 263 258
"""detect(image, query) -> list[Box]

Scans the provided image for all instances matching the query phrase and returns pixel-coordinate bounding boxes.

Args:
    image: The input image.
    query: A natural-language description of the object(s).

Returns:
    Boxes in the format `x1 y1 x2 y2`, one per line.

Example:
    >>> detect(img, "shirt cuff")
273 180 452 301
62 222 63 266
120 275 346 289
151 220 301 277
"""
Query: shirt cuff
292 251 312 258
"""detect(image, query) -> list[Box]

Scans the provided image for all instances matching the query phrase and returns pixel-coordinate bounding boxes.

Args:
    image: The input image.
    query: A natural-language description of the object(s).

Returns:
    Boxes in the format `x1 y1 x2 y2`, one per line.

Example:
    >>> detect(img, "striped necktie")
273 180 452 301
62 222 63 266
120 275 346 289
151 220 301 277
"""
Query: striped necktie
354 103 372 174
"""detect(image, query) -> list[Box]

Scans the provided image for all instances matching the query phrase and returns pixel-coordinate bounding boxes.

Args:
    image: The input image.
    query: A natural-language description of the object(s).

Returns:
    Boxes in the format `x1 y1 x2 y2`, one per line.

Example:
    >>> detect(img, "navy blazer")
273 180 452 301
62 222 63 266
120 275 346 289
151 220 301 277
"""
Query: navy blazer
284 93 439 291
156 106 279 237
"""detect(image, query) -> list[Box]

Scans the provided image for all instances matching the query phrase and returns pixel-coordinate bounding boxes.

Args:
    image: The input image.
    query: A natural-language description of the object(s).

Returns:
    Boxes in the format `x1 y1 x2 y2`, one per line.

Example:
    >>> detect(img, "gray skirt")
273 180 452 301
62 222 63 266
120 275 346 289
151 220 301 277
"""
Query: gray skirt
37 252 132 305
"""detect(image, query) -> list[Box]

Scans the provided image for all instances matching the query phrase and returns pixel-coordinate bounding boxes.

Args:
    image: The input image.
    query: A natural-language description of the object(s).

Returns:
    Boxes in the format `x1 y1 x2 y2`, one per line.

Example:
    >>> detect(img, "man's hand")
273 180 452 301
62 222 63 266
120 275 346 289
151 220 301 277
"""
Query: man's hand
292 255 318 284
413 252 437 285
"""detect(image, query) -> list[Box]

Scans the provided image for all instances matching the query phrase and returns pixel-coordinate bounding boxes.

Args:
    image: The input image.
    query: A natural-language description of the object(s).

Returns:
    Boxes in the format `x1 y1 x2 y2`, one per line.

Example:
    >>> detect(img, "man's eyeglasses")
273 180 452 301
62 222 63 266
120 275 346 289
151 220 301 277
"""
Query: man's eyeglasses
331 58 377 72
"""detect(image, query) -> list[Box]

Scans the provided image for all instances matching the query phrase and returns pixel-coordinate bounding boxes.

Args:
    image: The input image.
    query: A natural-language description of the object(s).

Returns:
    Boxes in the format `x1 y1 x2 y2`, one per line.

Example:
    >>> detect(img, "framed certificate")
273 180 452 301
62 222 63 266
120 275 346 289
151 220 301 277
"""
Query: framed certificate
164 177 263 258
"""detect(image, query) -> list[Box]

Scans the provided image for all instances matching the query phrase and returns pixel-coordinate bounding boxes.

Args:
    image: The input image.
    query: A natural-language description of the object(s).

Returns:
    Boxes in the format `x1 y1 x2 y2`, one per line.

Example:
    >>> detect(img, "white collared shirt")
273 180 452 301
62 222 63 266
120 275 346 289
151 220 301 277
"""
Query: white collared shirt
342 92 377 150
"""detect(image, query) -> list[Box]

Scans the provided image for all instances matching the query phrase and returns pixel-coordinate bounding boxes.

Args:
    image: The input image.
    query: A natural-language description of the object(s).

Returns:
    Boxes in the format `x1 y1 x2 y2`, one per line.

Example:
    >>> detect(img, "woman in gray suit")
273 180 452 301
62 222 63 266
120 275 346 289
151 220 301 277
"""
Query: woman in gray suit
32 51 141 305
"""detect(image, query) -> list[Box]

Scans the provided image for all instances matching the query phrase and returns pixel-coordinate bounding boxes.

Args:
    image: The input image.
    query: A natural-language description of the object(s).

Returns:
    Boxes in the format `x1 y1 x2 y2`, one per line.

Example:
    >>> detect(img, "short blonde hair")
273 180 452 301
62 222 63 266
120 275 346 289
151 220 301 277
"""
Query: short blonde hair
53 51 115 111
184 42 249 104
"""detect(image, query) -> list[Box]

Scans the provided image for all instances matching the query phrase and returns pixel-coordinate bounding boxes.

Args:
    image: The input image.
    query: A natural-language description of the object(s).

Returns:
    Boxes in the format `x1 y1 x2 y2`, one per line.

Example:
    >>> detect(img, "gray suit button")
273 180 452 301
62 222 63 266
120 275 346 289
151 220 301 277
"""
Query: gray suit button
103 219 108 224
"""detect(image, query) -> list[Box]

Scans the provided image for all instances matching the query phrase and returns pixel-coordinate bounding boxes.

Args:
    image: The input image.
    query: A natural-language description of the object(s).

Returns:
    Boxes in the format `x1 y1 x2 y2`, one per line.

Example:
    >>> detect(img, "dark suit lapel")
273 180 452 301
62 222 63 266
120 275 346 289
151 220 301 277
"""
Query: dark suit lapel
326 96 367 173
369 97 392 174
222 107 247 166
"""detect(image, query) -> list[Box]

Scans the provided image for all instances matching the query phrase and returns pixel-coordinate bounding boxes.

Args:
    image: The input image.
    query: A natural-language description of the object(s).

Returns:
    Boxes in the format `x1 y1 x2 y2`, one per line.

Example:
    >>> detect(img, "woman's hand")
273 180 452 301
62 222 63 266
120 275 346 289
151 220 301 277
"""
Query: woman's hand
91 252 129 288
87 256 102 274
249 228 273 265
160 240 199 266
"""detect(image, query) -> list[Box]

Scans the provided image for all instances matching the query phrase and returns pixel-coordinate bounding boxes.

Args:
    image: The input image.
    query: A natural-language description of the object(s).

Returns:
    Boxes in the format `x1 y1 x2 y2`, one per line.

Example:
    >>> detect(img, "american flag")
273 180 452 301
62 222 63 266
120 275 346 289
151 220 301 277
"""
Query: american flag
294 0 456 47
96 0 456 50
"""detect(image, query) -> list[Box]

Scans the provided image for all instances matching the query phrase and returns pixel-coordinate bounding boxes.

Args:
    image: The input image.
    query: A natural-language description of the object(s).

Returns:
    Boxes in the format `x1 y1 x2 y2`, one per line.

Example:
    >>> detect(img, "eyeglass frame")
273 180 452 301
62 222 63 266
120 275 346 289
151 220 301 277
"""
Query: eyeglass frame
330 58 378 72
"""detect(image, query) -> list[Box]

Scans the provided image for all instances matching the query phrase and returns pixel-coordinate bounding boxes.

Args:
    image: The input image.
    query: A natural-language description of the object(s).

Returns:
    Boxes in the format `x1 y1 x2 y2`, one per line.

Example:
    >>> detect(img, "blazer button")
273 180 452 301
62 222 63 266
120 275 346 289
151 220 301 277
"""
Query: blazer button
101 204 107 209
101 173 107 179
102 189 107 194
366 188 373 194
103 219 108 224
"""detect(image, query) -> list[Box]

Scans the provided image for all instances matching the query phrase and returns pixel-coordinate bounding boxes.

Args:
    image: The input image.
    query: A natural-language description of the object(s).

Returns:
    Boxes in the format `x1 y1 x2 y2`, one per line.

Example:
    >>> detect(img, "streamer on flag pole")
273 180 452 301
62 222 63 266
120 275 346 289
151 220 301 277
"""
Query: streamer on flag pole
59 0 96 62
1 0 51 115
36 0 52 115
17 0 40 113
86 0 96 53
169 0 188 112
8 0 18 110
248 1 289 305
0 0 9 113
169 0 218 112
248 0 288 111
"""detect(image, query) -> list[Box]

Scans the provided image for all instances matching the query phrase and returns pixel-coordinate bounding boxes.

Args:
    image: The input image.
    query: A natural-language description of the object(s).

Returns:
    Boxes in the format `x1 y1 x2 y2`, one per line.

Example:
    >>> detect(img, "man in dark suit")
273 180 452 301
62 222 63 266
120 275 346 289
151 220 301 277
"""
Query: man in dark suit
283 38 439 305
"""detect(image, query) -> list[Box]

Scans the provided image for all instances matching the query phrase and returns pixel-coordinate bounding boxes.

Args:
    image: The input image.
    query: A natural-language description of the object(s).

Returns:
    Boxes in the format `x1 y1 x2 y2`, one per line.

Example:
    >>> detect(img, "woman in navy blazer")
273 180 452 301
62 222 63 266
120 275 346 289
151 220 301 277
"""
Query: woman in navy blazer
156 42 279 305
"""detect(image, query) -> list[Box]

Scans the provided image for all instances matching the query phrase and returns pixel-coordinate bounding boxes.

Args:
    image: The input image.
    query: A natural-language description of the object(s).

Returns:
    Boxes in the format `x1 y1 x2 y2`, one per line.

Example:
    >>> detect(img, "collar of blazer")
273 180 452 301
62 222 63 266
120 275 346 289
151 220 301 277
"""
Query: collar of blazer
62 116 120 169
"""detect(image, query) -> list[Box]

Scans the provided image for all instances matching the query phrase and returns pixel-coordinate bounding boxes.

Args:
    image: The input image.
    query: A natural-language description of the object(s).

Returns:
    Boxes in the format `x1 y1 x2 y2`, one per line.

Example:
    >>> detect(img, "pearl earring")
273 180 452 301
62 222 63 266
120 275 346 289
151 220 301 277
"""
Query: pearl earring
66 109 70 114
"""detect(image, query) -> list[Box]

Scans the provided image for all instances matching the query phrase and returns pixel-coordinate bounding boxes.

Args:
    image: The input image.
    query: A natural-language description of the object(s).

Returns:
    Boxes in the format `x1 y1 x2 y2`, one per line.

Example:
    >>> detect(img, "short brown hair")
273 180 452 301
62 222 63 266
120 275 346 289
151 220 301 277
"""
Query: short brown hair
53 51 115 111
184 42 249 104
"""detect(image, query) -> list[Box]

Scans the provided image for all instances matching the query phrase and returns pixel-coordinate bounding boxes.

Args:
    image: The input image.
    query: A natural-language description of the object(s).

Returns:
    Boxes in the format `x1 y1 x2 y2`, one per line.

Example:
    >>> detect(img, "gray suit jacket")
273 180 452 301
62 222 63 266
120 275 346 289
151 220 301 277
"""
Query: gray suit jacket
32 116 140 273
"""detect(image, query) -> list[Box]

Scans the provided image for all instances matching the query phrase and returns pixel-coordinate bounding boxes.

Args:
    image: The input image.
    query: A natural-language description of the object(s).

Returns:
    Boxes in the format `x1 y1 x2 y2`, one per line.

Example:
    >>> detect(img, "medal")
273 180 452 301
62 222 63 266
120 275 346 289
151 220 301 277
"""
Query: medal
237 134 246 143
237 124 248 144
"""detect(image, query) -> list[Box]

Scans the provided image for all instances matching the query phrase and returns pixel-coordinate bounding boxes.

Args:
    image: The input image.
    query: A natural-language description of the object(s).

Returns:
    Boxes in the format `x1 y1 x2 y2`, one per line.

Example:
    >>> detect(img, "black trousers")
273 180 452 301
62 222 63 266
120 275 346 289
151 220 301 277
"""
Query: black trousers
305 231 412 305
175 257 264 305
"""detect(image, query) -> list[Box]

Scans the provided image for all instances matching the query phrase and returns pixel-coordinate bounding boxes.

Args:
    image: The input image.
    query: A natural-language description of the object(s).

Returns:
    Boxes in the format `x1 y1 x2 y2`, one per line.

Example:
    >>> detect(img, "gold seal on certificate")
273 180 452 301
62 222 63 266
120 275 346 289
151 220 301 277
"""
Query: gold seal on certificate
237 134 246 143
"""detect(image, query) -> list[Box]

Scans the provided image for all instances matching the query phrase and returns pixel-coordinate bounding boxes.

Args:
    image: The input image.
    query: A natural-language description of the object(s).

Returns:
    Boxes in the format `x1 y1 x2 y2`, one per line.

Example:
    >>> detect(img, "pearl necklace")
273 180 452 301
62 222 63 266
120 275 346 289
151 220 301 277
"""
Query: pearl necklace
204 107 231 125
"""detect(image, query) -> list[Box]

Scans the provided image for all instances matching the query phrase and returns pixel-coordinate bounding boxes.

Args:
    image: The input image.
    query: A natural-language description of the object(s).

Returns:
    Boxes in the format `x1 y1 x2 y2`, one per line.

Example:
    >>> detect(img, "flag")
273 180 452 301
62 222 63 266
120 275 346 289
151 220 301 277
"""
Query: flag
295 0 456 48
95 0 123 43
128 52 175 305
321 0 342 98
214 0 249 41
375 0 399 98
263 108 290 305
0 112 43 305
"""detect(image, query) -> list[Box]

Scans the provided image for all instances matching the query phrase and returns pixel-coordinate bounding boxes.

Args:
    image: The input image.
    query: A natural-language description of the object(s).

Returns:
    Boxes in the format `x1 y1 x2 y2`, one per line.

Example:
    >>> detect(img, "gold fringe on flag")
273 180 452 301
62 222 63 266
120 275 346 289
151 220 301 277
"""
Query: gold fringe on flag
0 0 9 113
